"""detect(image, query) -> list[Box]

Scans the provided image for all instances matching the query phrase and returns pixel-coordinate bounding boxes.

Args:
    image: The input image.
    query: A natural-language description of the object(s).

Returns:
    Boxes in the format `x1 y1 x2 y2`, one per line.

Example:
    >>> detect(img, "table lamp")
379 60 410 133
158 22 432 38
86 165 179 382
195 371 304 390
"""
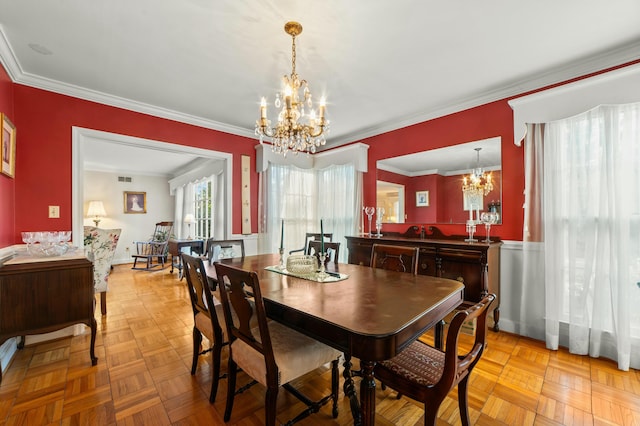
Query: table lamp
184 213 196 239
87 201 106 227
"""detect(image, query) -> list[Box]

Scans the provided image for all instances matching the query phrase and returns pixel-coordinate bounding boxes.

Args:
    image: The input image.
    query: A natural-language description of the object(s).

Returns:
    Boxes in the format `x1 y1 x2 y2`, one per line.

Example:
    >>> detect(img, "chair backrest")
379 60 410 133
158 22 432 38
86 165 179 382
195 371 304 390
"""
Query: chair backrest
370 244 419 274
289 232 333 255
307 241 341 266
182 253 224 336
441 294 495 390
214 263 277 375
152 221 173 242
83 226 121 292
205 239 246 263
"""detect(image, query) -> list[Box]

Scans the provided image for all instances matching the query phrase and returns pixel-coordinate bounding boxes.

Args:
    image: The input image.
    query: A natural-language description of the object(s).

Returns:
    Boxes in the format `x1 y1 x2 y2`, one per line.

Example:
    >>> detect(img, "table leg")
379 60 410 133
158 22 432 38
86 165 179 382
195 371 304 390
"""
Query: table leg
360 360 376 426
342 353 362 425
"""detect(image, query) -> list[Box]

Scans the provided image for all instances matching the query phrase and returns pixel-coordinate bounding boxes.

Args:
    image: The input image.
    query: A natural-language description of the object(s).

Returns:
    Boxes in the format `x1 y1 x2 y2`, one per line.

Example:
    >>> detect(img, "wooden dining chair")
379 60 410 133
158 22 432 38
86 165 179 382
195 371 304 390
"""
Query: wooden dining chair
307 240 341 266
370 243 447 348
374 294 496 426
289 232 333 255
214 263 341 426
182 253 229 403
205 238 245 263
370 244 419 274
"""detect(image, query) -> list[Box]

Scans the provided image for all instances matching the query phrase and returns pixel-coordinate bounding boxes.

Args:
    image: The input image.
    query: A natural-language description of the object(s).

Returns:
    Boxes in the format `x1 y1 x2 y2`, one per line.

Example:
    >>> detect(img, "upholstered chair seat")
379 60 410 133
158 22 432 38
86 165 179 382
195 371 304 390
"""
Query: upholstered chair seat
231 320 341 387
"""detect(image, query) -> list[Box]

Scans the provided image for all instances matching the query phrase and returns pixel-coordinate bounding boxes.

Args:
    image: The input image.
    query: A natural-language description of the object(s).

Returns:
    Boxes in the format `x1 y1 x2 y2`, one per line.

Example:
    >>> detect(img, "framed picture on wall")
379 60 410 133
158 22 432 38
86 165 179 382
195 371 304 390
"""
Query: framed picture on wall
124 191 147 214
416 190 429 207
1 113 16 178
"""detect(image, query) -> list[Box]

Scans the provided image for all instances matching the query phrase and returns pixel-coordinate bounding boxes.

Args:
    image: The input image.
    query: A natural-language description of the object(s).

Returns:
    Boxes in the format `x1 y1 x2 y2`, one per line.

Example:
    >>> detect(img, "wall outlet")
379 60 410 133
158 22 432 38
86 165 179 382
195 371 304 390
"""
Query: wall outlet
48 205 60 218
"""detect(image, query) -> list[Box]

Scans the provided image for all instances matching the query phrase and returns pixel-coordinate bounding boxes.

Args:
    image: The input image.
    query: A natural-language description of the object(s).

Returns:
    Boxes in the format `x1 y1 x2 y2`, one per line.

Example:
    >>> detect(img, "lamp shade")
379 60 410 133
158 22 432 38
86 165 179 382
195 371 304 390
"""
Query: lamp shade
87 201 106 217
184 213 196 224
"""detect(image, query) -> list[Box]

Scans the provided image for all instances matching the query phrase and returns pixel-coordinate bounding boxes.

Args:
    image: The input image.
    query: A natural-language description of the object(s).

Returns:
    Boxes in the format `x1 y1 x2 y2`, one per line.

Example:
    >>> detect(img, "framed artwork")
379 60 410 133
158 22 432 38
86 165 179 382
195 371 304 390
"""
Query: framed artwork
124 191 147 214
416 190 429 207
1 113 16 178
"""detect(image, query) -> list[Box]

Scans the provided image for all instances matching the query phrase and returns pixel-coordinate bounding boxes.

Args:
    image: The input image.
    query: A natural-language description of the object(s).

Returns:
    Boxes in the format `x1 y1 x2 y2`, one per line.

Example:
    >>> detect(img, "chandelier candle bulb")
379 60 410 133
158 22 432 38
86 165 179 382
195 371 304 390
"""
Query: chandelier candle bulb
260 98 267 119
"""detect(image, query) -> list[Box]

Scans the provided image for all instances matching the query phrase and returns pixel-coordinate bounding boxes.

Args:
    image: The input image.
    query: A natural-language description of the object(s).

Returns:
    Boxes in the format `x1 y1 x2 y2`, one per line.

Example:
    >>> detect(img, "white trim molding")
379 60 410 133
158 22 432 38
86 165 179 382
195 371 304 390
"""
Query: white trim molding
255 143 369 173
508 63 640 145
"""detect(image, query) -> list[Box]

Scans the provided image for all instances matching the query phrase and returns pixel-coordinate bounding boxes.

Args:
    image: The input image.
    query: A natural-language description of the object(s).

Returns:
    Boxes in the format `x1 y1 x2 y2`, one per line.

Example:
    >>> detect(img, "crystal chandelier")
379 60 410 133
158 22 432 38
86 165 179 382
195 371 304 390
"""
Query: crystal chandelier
255 22 329 156
462 148 494 198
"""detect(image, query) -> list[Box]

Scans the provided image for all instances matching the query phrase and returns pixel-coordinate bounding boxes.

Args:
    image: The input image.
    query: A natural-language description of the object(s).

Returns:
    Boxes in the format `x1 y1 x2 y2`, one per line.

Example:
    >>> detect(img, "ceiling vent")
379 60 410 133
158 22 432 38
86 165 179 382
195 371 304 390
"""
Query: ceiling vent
118 176 132 183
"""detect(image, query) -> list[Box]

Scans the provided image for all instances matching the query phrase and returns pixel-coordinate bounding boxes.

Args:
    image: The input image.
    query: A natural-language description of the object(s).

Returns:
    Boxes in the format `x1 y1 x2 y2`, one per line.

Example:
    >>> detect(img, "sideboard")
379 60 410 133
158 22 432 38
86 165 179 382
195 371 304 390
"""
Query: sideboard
345 227 502 331
0 252 97 384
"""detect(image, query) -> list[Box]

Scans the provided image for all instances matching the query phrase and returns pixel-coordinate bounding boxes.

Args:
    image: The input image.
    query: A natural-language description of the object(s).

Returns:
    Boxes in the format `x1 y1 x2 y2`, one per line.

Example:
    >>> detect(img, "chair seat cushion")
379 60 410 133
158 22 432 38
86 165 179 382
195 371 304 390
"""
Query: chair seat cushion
376 341 444 387
231 320 341 387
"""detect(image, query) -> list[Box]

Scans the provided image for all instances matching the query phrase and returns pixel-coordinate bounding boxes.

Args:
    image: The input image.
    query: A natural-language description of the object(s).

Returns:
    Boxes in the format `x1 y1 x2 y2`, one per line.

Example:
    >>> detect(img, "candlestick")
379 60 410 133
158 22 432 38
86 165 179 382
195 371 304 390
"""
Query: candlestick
320 219 324 253
280 219 284 250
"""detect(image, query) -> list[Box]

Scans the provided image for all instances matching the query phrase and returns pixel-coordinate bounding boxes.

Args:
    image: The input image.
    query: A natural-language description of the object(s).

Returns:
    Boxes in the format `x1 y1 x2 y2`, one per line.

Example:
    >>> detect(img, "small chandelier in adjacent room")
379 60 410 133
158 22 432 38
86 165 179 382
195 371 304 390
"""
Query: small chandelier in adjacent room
255 21 329 156
462 148 494 198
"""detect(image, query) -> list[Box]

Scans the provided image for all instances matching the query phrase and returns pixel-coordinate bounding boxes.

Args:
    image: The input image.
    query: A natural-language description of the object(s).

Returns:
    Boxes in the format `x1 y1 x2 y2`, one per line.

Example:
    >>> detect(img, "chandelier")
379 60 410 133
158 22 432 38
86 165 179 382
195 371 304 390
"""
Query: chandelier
255 21 329 156
462 148 494 198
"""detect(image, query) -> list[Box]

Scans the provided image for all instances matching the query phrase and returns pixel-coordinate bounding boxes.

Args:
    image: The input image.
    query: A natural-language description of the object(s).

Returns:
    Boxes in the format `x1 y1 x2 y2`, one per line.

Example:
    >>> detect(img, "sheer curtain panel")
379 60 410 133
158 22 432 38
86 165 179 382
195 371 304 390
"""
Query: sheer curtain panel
258 163 361 263
522 103 640 370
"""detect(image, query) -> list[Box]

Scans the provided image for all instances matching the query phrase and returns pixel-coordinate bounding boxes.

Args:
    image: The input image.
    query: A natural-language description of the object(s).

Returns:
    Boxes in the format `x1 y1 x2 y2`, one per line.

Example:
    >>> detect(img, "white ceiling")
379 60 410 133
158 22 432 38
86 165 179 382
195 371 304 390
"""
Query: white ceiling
1 1 639 176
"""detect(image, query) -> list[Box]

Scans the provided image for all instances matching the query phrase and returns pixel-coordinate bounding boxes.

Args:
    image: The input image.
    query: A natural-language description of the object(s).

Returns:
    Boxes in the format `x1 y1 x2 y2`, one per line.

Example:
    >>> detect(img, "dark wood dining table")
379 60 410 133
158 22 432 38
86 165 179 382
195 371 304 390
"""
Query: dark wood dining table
204 253 464 426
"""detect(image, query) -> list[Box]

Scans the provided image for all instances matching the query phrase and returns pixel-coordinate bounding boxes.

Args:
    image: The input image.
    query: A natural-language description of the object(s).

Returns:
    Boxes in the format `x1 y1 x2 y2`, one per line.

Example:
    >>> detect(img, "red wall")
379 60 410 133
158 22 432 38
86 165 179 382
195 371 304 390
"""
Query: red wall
11 85 258 244
0 63 14 247
4 60 639 247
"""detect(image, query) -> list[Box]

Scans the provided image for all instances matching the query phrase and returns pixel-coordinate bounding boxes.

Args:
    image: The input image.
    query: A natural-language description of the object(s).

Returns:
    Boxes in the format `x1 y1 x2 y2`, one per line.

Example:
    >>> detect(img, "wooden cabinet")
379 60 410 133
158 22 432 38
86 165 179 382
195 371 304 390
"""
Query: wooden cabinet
345 231 501 331
0 253 97 384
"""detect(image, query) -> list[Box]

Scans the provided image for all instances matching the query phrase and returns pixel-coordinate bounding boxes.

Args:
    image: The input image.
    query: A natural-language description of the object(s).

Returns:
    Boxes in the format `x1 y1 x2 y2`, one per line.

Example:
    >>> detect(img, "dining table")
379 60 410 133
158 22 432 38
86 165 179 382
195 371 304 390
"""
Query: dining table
204 253 464 426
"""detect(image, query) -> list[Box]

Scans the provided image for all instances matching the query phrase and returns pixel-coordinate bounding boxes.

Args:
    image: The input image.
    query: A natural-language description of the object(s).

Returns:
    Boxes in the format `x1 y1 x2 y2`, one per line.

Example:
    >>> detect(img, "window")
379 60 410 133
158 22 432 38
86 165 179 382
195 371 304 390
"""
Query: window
193 178 213 239
260 163 361 262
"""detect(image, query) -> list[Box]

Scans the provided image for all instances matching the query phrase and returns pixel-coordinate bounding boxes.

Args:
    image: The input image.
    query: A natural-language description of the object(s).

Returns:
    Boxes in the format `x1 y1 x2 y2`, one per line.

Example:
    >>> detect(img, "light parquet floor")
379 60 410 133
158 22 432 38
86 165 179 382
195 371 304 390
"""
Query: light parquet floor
1 264 639 425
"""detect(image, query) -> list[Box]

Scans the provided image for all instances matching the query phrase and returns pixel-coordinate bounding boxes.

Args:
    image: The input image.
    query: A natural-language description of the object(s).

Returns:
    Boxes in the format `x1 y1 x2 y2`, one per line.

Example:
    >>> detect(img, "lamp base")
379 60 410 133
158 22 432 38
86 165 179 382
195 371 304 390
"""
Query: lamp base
92 219 100 227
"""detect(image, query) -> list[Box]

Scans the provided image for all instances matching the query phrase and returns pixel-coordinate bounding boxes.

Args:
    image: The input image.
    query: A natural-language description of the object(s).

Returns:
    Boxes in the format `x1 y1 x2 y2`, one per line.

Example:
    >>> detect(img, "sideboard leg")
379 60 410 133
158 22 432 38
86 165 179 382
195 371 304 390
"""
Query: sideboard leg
90 318 98 365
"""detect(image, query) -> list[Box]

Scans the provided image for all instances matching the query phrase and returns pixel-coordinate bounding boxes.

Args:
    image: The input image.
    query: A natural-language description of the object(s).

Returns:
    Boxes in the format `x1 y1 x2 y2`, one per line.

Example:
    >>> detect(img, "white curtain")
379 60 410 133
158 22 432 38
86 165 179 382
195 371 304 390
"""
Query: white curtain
258 162 362 262
522 102 640 370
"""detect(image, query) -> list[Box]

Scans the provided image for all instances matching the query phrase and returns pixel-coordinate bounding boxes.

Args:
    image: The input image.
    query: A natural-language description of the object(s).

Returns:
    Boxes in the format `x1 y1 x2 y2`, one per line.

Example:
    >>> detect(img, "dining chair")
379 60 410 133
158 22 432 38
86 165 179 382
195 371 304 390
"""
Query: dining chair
205 238 245 263
182 253 229 403
370 243 419 274
370 243 446 348
214 263 341 426
374 294 496 426
307 240 341 266
289 232 333 255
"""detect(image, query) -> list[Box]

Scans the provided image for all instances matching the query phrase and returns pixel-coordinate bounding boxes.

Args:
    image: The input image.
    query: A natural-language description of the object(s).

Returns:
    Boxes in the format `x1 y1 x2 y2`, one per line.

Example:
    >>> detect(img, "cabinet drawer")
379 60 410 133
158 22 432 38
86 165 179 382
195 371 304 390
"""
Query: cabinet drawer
438 247 484 263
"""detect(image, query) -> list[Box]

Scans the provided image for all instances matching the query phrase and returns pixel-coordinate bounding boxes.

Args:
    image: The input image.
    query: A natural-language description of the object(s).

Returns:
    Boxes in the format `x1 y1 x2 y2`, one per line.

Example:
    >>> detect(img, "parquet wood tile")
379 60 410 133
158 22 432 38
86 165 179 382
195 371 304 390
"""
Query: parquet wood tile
1 264 639 425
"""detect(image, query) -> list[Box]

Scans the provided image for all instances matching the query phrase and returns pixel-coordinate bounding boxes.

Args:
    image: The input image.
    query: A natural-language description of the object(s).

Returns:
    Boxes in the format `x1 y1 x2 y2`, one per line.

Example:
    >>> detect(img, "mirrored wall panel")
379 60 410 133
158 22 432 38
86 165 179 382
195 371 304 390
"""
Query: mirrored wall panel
376 137 502 225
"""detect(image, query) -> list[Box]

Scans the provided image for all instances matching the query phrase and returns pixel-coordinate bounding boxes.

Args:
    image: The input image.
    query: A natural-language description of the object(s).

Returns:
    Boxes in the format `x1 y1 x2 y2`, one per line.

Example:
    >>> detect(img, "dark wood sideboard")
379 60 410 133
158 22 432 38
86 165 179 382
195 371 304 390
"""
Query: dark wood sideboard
0 253 97 384
345 226 502 331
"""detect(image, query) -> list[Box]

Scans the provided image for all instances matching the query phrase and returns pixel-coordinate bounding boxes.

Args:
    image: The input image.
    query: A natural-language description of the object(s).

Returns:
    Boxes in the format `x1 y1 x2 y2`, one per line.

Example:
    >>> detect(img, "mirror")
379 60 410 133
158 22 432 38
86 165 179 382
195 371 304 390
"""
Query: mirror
376 137 502 224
